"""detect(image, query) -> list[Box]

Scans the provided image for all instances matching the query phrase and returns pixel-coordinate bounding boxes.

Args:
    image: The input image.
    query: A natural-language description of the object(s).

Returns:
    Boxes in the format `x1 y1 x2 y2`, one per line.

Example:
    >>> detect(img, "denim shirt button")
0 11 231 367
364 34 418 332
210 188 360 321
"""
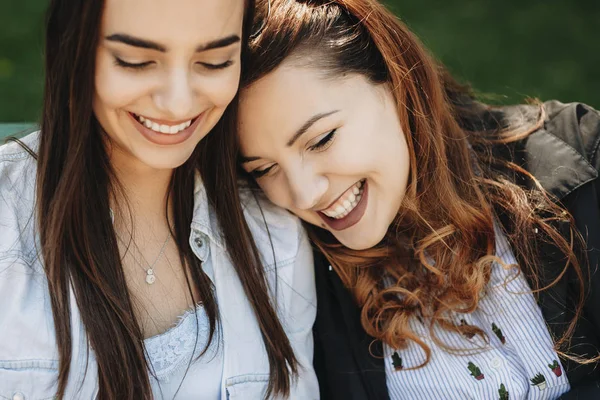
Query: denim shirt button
12 393 25 400
194 236 204 247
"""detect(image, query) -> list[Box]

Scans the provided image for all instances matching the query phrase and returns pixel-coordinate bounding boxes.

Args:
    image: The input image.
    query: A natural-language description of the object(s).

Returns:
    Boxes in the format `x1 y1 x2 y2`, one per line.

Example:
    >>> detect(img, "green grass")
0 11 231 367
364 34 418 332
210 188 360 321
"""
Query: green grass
0 0 598 122
384 0 600 107
0 0 46 123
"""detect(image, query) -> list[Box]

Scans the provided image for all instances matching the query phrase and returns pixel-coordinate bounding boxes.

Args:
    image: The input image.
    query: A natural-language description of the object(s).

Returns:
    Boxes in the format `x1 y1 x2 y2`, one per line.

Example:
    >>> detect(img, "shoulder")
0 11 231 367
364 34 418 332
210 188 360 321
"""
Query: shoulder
498 100 600 159
535 101 600 197
0 131 39 262
0 134 52 367
0 131 39 180
239 183 309 269
492 101 600 200
0 130 40 160
541 100 600 164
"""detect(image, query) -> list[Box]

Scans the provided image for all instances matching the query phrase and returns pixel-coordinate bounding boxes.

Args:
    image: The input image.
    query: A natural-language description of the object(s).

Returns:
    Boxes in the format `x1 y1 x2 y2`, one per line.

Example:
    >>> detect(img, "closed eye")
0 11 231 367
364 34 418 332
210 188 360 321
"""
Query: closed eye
198 60 234 70
114 57 154 70
249 164 276 179
309 129 337 151
114 58 234 71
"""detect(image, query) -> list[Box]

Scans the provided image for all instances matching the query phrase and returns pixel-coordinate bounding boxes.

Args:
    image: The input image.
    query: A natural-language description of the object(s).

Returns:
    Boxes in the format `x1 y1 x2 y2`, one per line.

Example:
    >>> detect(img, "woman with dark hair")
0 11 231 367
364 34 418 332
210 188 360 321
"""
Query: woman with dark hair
235 0 600 398
0 0 318 398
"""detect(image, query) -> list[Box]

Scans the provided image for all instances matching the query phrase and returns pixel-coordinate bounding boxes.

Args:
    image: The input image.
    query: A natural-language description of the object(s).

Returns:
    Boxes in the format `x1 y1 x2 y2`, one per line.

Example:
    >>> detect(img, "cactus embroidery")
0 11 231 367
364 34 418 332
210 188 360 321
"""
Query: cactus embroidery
468 361 484 380
498 383 509 400
460 319 476 339
391 351 403 371
548 360 562 377
530 373 547 390
492 322 506 344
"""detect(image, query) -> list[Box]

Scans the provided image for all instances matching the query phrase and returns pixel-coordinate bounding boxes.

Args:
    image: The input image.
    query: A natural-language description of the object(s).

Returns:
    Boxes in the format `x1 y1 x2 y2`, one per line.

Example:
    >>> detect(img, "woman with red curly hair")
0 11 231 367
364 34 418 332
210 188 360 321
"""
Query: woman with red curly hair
233 0 600 398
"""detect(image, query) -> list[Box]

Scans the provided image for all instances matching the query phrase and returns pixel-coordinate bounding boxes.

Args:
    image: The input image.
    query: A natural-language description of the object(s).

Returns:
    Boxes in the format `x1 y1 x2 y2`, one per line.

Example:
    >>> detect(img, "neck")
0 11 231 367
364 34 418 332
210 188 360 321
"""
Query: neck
109 148 174 232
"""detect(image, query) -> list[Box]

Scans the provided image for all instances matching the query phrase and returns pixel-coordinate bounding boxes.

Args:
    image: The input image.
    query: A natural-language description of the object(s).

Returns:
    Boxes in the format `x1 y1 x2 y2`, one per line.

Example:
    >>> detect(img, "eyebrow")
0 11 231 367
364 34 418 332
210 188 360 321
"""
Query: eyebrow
286 110 340 147
239 154 261 164
105 34 241 53
239 110 340 164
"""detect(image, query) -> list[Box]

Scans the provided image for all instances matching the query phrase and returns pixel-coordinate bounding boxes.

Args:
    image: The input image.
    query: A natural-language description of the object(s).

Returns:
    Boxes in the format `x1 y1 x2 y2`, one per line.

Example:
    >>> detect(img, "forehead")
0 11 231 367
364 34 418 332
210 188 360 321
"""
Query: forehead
101 0 245 45
239 64 343 137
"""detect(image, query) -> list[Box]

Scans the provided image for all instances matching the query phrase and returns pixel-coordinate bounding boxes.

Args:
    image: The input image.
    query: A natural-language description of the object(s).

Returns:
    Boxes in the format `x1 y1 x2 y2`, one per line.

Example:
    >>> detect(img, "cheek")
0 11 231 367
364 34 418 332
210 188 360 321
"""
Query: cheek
354 126 407 176
94 54 151 110
326 133 376 174
196 65 240 108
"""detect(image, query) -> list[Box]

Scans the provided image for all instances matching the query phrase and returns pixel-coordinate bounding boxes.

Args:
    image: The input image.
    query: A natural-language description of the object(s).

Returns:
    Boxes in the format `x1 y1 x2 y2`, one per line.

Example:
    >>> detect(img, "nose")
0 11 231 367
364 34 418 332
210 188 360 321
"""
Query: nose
287 165 328 211
154 67 194 119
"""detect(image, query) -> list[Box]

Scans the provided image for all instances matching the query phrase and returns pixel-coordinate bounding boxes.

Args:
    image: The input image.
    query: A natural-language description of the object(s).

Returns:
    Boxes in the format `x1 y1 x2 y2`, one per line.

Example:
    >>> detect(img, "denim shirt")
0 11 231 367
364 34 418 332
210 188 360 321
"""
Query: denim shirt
0 132 319 399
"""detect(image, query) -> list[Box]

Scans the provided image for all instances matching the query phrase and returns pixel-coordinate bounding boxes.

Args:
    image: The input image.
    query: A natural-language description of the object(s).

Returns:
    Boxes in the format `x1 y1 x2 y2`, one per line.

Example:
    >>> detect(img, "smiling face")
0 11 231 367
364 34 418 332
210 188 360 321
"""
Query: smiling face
238 63 411 250
94 0 245 171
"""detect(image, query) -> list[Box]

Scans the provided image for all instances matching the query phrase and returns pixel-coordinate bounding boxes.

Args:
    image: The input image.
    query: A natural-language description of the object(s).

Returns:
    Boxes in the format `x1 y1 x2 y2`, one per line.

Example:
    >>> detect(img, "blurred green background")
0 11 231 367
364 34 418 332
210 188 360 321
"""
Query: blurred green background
0 0 598 123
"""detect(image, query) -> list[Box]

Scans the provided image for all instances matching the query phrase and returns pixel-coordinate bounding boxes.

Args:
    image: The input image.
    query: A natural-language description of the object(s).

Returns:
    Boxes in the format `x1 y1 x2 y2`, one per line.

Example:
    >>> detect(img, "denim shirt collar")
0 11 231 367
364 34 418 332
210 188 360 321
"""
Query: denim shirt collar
190 173 224 262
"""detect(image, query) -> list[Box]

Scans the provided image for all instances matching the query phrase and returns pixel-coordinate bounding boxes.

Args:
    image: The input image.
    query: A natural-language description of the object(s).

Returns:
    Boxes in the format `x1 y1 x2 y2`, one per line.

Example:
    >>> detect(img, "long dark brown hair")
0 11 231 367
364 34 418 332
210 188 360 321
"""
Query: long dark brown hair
238 0 593 366
37 0 297 398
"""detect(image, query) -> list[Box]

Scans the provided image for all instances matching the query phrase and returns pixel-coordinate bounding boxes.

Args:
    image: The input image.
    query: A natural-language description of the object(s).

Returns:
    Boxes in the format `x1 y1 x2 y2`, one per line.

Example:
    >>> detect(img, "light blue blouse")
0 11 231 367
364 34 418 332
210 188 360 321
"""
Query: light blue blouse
146 260 223 399
384 224 570 399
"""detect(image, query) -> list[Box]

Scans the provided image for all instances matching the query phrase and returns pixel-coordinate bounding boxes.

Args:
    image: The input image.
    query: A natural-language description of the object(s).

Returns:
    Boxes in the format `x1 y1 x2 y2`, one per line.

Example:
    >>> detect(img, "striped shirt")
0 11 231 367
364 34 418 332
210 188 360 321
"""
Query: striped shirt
384 223 570 399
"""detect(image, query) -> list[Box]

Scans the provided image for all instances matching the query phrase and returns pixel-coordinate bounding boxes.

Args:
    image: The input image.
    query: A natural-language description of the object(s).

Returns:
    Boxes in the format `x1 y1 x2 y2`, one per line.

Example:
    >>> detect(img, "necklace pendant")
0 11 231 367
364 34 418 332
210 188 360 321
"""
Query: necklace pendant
145 269 156 285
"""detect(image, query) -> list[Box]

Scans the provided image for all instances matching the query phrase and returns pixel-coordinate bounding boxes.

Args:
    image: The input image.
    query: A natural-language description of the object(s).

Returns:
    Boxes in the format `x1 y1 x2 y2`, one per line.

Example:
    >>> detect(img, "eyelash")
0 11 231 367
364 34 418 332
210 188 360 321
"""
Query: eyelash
249 165 274 179
202 60 234 70
250 129 338 179
114 58 153 70
113 57 234 70
309 129 337 151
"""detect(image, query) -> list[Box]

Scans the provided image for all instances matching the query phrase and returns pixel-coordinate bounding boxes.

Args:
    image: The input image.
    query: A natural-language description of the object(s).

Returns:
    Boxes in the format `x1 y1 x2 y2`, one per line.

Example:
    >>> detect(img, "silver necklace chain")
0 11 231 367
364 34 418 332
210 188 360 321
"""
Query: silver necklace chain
118 232 171 285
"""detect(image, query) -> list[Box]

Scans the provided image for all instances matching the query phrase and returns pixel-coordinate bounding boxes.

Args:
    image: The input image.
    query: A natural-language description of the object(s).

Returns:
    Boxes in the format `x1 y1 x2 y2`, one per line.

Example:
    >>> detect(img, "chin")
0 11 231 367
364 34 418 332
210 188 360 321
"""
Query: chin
138 148 195 170
335 228 387 251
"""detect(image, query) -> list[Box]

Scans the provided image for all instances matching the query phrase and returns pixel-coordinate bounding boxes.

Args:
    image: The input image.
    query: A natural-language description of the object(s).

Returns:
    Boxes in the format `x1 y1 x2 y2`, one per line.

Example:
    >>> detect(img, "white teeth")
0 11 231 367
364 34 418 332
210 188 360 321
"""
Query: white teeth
321 180 365 219
134 114 194 134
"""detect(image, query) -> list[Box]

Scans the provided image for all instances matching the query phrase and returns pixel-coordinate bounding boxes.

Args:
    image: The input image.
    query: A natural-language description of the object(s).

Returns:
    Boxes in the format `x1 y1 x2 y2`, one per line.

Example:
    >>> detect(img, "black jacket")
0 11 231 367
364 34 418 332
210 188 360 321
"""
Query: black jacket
313 101 600 400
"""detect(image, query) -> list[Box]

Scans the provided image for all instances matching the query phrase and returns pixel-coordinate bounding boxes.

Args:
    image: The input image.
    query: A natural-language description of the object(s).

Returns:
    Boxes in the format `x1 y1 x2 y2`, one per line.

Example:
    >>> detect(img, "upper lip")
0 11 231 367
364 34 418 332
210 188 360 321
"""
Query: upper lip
131 112 202 126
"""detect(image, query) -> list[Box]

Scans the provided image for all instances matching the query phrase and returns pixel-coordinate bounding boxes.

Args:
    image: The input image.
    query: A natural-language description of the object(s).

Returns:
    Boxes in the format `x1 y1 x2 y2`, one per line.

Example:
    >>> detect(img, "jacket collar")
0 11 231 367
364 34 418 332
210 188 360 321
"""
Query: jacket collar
495 103 598 201
519 127 597 200
191 172 225 249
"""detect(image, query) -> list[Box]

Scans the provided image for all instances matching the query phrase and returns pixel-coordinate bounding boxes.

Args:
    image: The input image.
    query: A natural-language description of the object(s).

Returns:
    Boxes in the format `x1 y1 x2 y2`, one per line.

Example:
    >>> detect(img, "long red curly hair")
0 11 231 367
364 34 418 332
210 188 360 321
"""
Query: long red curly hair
241 0 593 365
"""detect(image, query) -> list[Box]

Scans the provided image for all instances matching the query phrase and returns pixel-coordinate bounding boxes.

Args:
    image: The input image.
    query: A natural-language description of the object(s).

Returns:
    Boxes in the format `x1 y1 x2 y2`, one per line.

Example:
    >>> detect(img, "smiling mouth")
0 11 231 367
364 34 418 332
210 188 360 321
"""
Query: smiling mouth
319 179 366 219
131 112 200 135
317 179 369 231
